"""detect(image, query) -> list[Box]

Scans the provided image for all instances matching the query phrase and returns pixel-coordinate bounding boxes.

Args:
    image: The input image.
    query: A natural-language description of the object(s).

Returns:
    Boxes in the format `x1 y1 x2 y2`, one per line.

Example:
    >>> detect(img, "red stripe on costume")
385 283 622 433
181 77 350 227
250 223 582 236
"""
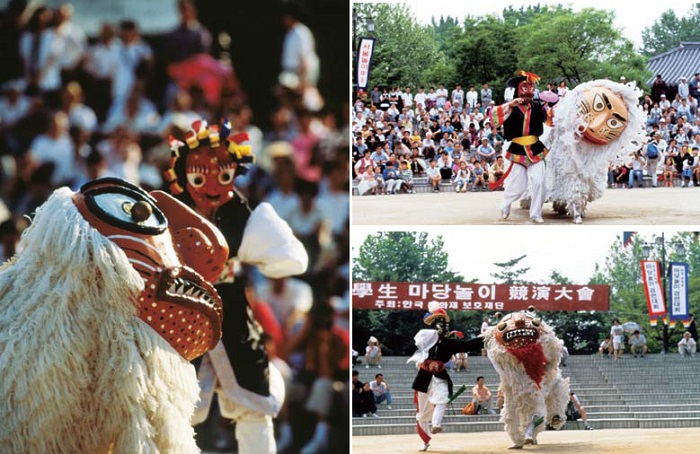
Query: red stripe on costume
414 391 431 443
489 160 514 190
506 343 548 388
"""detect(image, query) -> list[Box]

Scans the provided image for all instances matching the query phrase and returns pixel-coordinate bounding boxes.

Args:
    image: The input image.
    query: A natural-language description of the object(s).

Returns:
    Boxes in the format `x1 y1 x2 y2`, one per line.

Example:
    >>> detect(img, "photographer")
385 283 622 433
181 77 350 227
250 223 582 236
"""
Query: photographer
628 150 646 188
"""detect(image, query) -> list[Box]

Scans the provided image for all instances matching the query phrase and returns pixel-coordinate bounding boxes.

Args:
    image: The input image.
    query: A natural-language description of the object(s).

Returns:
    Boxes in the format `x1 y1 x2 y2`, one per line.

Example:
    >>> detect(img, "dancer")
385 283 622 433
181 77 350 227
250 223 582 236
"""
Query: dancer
407 301 482 452
484 307 569 449
491 71 551 223
165 119 308 453
0 178 228 453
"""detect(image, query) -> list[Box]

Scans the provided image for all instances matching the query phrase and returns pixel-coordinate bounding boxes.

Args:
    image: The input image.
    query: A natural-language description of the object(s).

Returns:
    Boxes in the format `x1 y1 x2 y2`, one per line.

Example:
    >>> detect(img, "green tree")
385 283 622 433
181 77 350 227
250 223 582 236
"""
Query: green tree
352 232 468 355
641 4 700 56
491 254 530 284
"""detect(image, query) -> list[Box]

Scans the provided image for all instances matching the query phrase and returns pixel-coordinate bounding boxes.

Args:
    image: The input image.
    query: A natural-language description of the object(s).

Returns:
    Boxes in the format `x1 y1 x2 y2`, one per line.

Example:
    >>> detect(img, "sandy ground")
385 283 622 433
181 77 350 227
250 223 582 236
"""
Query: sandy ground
352 427 700 454
351 187 699 225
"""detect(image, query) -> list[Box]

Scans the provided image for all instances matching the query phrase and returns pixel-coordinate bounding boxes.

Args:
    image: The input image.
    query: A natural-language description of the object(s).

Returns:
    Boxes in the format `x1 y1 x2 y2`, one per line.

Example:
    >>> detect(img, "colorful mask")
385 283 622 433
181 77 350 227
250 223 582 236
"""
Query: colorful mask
576 86 629 145
73 178 229 360
494 310 542 349
518 81 536 103
164 119 254 213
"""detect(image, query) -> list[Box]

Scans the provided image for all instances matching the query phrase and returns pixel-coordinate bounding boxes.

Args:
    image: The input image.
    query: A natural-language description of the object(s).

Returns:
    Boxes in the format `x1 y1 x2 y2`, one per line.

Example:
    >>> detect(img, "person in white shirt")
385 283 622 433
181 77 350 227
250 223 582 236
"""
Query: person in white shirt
19 6 64 104
402 87 414 109
112 20 153 108
678 331 697 357
414 86 427 110
610 319 625 361
83 23 120 123
436 84 449 108
426 87 438 109
504 85 515 102
465 85 478 110
370 373 393 409
628 330 648 357
27 111 76 187
678 76 690 100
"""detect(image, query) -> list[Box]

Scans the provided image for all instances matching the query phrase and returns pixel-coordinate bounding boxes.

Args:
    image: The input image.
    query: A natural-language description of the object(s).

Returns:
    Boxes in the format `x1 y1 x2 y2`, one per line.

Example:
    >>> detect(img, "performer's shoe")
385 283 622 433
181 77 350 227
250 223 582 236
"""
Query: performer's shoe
419 442 430 452
501 206 510 219
430 425 442 434
585 425 594 430
573 215 583 224
524 438 537 445
530 217 544 224
508 445 524 449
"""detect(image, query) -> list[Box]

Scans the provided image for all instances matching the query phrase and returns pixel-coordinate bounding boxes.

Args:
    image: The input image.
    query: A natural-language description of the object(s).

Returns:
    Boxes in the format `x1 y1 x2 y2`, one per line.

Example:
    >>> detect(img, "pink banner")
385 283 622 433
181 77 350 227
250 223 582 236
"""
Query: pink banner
640 260 666 319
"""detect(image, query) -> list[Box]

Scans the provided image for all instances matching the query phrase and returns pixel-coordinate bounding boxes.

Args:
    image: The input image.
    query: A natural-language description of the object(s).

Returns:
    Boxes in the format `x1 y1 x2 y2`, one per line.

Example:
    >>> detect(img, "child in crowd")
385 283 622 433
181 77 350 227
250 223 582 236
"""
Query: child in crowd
453 160 471 193
397 160 414 194
663 156 675 187
472 161 486 191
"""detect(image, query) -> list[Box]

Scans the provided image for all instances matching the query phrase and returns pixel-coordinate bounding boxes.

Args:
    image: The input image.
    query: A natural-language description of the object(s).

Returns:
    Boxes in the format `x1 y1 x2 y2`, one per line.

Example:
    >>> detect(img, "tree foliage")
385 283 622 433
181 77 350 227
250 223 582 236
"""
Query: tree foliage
353 3 652 96
641 4 700 57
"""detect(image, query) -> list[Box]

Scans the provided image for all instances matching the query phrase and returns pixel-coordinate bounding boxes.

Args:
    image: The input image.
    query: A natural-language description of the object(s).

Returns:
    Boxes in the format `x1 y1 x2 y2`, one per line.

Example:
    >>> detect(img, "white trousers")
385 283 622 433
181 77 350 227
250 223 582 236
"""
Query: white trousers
502 161 545 220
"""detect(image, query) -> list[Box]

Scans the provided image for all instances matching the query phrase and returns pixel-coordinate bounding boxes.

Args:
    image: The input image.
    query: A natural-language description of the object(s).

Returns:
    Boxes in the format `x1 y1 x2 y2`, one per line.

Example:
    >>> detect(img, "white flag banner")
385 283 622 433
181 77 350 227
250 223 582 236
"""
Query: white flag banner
669 262 689 322
356 37 375 90
641 260 666 318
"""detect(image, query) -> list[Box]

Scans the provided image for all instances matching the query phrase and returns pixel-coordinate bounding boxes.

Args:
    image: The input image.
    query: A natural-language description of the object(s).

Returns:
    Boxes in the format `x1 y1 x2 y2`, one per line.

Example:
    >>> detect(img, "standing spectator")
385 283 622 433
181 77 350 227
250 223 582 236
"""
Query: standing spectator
644 133 664 187
426 86 437 109
414 86 427 110
651 74 668 103
370 373 393 410
678 76 690 100
426 158 442 192
504 84 515 102
402 86 413 109
435 83 448 109
53 3 87 83
365 336 382 368
471 376 493 414
83 23 119 123
465 84 477 110
560 345 569 367
557 80 568 98
279 3 321 111
678 331 697 357
370 85 381 108
480 83 492 107
19 6 64 108
690 73 700 99
610 319 625 361
629 330 648 358
450 83 464 109
112 20 153 108
566 392 593 430
688 314 698 342
26 111 75 188
678 145 695 187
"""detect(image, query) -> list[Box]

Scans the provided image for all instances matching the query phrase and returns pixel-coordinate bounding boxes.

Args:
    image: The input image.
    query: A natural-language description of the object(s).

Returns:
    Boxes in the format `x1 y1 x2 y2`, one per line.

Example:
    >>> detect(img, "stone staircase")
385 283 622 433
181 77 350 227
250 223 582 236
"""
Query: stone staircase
353 354 700 436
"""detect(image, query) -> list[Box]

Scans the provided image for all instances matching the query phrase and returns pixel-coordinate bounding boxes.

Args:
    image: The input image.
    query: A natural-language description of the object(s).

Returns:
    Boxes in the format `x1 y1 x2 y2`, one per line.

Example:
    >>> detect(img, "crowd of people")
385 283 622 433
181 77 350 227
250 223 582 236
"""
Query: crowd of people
352 73 700 196
0 1 350 453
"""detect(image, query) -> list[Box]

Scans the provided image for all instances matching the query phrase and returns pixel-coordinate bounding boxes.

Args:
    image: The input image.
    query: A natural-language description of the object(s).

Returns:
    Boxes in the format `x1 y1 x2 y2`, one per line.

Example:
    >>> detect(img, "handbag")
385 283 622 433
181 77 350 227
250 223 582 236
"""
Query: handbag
462 401 476 415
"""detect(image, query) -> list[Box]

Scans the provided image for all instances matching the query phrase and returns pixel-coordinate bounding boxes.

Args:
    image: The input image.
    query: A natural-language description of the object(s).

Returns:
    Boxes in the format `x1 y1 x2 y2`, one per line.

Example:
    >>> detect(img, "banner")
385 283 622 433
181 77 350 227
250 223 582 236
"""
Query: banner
669 262 690 327
640 260 666 323
352 282 610 312
355 37 375 90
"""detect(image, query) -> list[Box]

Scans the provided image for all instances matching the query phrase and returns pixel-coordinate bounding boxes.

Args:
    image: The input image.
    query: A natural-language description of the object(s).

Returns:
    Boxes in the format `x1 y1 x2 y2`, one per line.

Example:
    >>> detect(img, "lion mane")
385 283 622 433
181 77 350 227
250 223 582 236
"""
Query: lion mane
485 315 569 447
0 188 200 453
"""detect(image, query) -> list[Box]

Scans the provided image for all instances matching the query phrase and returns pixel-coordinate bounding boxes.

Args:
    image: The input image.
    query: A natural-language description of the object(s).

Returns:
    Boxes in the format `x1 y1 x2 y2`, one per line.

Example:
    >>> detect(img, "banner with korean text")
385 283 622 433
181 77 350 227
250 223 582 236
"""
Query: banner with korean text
355 37 375 90
640 260 666 325
669 262 690 327
352 282 609 312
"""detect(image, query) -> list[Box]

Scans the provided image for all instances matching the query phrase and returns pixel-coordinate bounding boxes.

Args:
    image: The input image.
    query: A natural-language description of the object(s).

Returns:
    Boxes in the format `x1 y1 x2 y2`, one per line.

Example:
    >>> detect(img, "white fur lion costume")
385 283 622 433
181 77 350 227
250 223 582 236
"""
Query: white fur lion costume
0 178 228 453
484 308 569 449
543 79 646 223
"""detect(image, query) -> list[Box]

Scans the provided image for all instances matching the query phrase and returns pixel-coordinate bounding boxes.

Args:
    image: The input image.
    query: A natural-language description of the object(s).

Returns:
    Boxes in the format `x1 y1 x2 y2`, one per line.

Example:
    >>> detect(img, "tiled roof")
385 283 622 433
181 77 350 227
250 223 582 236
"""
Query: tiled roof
646 42 700 86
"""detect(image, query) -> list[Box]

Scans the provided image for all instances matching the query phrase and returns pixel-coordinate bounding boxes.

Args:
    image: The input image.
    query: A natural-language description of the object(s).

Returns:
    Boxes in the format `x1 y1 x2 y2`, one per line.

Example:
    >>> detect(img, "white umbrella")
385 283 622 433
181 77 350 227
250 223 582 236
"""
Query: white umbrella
622 322 641 333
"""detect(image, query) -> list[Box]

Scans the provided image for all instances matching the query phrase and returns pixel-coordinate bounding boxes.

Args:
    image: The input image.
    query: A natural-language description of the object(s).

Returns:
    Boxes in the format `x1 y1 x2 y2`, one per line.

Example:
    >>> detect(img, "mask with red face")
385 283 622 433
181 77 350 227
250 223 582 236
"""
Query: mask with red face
73 178 229 361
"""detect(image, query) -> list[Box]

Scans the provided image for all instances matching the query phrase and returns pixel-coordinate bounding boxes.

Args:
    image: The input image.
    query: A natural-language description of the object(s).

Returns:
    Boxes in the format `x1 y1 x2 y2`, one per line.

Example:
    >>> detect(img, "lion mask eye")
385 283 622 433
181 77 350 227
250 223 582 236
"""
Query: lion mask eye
497 322 507 331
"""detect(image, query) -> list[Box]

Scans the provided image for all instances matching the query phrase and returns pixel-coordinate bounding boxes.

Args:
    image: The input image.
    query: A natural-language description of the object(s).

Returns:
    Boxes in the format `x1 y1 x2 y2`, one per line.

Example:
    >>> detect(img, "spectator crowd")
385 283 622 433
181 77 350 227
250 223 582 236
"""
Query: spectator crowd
352 73 700 195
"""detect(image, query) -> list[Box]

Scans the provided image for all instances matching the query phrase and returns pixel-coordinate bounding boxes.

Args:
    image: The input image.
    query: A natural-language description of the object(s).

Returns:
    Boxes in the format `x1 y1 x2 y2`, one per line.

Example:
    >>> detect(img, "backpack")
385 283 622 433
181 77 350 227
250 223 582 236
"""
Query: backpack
646 143 659 160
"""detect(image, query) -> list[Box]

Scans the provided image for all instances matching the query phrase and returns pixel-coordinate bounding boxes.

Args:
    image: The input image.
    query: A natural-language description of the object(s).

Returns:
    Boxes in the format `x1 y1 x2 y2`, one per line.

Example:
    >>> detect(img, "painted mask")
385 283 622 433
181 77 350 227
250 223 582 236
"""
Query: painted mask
518 81 536 103
577 86 629 145
494 310 542 349
73 178 229 361
185 145 237 212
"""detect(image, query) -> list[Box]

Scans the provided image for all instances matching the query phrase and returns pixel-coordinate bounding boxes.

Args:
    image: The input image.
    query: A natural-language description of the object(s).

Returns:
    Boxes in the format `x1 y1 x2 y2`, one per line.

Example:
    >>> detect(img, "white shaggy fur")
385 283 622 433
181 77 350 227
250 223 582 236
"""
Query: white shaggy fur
0 188 201 453
545 80 647 221
485 319 569 447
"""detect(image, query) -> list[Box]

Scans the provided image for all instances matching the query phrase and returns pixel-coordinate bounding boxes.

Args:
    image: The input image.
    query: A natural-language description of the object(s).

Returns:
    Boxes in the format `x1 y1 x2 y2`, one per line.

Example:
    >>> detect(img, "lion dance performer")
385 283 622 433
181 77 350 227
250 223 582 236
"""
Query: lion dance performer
484 307 569 449
544 79 646 223
0 178 228 453
491 71 553 223
164 118 308 453
407 301 482 452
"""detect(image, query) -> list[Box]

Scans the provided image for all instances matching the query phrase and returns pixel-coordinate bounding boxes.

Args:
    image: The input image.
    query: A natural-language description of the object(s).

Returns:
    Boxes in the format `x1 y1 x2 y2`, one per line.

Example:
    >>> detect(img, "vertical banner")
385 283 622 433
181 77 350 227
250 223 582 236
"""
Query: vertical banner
669 262 690 327
641 260 666 325
356 37 375 91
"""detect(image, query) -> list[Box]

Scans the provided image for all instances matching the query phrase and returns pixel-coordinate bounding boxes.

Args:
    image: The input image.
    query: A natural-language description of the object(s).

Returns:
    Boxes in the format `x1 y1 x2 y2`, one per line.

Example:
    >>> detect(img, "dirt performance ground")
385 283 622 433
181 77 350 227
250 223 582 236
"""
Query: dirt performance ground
351 187 699 225
352 427 700 453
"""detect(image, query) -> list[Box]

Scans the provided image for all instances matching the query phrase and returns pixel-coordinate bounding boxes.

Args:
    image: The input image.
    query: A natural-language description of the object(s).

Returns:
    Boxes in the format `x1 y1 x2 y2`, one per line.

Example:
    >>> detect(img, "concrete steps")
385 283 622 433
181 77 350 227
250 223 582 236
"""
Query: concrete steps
353 354 700 436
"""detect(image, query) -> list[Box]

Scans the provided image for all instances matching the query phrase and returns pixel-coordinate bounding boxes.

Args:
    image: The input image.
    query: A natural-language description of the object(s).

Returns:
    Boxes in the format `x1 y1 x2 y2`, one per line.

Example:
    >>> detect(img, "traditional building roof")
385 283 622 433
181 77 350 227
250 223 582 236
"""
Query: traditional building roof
646 42 700 86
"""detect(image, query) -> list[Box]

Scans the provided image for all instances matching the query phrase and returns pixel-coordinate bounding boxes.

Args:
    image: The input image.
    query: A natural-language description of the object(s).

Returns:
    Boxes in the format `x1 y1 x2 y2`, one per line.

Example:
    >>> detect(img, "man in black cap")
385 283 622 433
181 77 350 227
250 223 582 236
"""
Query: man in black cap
490 71 550 223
